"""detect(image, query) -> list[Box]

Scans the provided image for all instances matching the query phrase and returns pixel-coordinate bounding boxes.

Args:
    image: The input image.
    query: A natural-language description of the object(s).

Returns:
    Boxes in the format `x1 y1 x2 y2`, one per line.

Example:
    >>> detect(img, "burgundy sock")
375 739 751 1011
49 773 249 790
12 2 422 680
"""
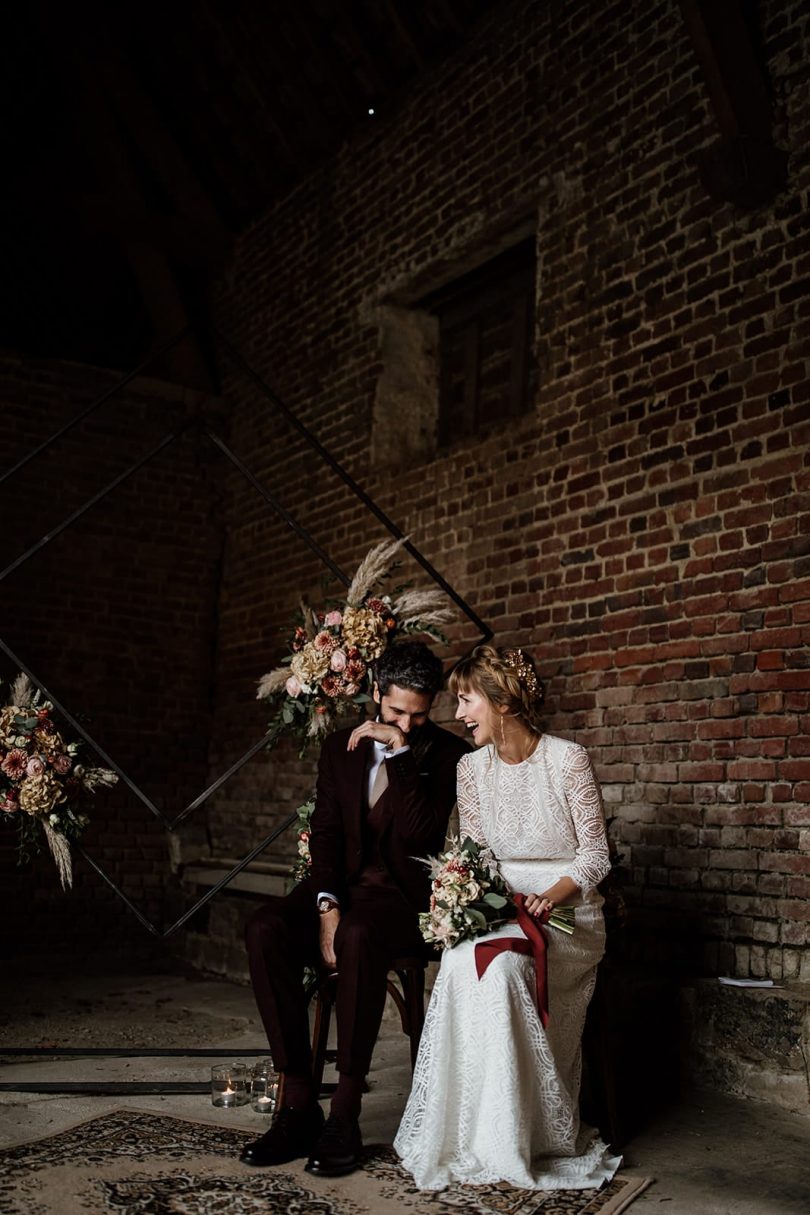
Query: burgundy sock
330 1072 365 1121
282 1072 314 1110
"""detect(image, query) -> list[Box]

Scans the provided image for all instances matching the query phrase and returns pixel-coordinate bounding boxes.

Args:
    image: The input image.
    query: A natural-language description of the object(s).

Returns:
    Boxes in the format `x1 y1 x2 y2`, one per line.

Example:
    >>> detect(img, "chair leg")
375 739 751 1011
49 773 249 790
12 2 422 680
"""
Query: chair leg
310 984 333 1099
403 967 426 1071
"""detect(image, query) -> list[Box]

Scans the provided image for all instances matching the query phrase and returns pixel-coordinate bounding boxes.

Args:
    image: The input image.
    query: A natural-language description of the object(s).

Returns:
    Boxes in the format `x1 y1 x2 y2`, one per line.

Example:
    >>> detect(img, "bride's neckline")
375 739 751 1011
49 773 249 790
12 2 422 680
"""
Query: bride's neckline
492 734 542 766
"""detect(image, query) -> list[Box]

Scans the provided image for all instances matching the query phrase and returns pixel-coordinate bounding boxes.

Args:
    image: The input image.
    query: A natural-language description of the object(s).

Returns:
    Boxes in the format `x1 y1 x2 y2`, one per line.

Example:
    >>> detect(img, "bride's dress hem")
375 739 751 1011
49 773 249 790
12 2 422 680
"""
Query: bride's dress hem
394 1137 623 1193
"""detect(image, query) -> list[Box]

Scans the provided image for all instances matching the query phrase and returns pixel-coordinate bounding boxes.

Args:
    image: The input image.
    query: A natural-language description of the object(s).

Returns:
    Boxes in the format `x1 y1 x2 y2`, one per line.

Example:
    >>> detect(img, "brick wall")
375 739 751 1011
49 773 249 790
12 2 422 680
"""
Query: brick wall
207 0 810 981
0 355 224 955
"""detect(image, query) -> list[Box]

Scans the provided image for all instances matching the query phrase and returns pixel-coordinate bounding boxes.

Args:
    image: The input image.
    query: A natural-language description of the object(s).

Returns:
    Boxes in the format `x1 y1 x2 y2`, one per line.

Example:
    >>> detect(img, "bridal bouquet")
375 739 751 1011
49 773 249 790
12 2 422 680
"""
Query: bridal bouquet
257 538 451 750
419 837 575 950
0 674 118 888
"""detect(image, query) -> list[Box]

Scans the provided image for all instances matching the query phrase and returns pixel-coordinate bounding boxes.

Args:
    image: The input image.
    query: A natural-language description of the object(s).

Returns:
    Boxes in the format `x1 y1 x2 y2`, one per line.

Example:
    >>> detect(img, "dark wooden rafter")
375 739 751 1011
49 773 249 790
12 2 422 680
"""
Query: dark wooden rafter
195 0 308 177
61 58 209 387
378 0 429 71
4 0 496 373
678 0 788 208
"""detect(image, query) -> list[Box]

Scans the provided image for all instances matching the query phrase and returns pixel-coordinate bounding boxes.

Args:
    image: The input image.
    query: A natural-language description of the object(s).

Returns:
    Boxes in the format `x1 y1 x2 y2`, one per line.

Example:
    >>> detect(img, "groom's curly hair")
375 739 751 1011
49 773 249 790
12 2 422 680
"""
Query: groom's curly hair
374 641 444 698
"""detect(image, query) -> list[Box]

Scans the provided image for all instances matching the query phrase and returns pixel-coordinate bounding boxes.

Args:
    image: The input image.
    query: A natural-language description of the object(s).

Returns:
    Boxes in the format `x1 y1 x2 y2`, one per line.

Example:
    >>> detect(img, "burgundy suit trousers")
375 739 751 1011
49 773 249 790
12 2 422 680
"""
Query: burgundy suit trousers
245 878 424 1078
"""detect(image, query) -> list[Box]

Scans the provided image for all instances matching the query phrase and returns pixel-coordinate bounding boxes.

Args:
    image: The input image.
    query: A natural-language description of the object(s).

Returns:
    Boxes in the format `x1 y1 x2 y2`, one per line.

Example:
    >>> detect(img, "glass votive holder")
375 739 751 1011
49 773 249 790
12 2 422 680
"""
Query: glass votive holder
211 1062 249 1108
250 1058 279 1115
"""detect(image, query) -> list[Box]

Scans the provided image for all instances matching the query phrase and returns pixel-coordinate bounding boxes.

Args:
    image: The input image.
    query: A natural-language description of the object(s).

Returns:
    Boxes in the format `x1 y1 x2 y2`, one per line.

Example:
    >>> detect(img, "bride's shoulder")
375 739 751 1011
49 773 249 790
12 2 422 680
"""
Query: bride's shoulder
458 745 496 775
538 733 588 764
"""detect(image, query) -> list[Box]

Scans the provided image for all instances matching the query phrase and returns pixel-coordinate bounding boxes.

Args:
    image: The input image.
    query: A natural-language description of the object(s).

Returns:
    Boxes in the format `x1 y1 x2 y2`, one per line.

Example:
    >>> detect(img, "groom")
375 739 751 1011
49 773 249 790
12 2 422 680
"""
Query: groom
242 640 469 1177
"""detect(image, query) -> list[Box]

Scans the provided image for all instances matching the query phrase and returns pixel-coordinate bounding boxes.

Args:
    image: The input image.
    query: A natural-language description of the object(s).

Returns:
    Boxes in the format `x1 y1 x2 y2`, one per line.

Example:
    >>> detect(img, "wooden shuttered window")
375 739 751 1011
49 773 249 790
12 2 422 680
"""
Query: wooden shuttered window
422 239 536 446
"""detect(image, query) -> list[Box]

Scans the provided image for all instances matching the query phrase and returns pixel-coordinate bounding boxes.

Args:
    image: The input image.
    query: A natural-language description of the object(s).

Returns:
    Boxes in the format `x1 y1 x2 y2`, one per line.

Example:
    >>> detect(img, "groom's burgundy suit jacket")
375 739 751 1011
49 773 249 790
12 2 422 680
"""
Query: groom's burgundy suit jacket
309 719 470 911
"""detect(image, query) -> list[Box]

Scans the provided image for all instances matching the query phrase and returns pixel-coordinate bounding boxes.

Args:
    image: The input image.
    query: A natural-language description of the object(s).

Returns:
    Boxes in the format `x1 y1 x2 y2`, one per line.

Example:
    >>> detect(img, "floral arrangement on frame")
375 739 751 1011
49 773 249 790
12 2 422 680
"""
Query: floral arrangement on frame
257 537 452 752
0 674 118 888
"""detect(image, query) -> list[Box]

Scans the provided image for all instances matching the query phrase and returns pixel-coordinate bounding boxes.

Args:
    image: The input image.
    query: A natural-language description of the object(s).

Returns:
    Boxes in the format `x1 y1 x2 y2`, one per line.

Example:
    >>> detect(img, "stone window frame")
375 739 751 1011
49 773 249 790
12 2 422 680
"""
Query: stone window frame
369 227 538 471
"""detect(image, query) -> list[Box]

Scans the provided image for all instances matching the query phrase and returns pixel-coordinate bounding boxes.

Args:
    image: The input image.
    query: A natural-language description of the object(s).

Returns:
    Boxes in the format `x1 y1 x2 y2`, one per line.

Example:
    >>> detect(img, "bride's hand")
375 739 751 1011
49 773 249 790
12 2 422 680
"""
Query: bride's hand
524 893 555 918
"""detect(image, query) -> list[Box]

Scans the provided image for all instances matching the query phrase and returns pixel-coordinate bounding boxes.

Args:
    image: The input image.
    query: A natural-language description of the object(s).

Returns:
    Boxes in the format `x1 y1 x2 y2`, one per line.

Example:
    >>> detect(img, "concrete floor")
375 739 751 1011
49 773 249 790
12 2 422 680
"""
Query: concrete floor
1 957 809 1214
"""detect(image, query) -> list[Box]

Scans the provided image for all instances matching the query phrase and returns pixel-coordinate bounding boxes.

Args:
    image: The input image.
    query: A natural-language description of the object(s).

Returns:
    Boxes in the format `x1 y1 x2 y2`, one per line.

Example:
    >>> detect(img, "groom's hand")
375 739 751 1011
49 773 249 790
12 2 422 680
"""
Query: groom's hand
346 719 406 752
319 908 340 969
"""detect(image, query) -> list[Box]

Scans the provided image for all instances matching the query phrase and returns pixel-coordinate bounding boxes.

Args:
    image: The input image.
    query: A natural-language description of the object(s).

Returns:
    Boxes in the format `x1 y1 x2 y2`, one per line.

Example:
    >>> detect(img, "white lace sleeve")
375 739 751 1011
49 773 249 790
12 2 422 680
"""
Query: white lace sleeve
457 753 487 845
562 745 611 894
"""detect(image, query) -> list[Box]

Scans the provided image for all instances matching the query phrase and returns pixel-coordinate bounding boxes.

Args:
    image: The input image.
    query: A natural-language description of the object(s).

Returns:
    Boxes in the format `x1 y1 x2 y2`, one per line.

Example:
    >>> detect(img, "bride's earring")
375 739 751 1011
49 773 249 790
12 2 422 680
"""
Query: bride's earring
498 712 506 751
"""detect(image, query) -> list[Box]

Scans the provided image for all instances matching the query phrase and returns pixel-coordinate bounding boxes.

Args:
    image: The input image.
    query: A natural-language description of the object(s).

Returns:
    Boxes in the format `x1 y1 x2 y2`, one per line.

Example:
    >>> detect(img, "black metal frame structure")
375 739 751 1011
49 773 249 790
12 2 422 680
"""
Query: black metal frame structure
1 326 491 940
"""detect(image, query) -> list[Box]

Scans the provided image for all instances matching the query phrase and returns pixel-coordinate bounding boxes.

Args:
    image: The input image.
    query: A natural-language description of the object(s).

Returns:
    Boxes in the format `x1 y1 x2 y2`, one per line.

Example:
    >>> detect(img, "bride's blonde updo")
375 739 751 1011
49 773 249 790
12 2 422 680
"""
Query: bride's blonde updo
448 644 545 735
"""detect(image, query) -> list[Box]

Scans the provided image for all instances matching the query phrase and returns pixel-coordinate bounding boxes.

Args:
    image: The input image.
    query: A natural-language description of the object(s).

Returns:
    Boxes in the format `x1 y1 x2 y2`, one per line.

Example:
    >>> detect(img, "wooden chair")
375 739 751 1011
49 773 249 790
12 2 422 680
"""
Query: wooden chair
309 956 429 1097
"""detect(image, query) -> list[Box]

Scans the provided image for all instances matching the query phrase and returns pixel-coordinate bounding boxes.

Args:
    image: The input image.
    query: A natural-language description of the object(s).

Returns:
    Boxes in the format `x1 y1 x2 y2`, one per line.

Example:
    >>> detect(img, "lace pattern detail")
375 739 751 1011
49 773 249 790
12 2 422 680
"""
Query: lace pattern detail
457 737 610 896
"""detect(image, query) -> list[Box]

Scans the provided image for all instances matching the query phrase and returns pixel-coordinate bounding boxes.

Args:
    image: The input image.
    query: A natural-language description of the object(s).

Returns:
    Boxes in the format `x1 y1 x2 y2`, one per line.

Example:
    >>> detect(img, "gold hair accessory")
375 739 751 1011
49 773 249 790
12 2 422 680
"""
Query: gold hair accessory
503 649 541 701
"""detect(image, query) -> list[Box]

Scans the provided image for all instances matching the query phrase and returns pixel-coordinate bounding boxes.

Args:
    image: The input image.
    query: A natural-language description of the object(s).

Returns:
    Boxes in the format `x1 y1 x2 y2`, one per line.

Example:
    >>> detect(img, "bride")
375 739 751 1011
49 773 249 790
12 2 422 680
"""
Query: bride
394 645 621 1191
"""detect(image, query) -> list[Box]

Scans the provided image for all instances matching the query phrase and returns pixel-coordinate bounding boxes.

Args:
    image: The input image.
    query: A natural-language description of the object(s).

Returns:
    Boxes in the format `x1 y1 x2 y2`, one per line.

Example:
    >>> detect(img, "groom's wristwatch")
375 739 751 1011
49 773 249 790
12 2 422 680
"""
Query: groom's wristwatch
317 897 339 914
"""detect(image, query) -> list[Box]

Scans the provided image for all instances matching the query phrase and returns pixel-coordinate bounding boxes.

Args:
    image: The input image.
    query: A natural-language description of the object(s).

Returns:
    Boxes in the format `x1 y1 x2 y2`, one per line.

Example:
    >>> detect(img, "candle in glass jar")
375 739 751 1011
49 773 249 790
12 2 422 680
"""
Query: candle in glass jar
250 1058 279 1115
211 1063 248 1107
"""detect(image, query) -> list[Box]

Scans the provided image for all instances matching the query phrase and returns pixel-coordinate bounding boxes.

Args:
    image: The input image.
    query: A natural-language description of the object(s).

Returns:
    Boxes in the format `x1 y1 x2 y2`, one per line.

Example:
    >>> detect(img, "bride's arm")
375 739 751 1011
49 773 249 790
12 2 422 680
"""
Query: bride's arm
525 742 610 918
457 752 487 845
563 743 611 893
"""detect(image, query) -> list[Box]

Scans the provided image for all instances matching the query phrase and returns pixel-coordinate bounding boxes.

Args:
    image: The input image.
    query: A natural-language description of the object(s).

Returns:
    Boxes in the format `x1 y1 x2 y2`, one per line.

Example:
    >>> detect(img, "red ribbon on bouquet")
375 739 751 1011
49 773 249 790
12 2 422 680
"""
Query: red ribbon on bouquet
473 892 549 1028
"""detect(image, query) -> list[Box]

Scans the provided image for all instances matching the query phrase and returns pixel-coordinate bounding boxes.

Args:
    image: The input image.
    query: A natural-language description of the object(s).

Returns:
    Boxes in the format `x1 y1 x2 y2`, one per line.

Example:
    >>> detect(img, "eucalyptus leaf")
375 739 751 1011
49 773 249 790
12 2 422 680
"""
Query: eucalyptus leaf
465 907 488 929
483 892 508 909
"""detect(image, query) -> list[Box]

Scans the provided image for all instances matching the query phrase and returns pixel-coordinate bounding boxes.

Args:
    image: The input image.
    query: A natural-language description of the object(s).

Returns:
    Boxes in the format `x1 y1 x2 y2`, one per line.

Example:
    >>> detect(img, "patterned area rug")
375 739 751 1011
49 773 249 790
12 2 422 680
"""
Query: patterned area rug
0 1109 651 1215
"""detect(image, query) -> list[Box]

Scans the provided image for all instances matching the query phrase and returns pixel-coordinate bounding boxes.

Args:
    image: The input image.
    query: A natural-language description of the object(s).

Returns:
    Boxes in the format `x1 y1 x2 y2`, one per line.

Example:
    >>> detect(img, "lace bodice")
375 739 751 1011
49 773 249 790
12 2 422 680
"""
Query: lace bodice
457 734 610 895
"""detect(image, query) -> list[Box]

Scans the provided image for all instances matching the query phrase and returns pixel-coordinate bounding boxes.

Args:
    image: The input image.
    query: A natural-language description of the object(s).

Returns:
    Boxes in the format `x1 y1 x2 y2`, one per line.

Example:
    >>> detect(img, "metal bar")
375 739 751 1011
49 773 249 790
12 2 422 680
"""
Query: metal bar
0 1082 211 1094
205 431 351 588
0 327 190 487
0 637 171 829
160 811 298 938
75 845 163 936
167 728 275 830
0 429 184 585
0 1048 270 1058
214 329 492 642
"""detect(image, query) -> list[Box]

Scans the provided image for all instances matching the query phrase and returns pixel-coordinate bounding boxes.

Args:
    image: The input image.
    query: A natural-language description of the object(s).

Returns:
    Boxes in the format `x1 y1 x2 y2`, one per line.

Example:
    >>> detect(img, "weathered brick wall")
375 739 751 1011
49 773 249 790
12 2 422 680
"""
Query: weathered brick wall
208 0 810 981
0 355 224 955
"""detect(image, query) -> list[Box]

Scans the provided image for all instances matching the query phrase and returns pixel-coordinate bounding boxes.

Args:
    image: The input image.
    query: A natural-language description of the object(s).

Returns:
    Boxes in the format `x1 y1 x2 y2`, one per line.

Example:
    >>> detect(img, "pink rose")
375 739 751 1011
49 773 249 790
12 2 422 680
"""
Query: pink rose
1 797 18 813
285 675 302 698
26 755 47 777
330 649 347 672
52 753 72 775
324 610 342 628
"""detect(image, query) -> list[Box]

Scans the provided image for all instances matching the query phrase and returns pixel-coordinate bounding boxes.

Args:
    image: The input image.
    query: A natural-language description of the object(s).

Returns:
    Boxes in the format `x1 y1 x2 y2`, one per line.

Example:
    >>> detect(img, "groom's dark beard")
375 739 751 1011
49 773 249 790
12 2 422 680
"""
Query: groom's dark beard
379 708 427 749
378 708 431 762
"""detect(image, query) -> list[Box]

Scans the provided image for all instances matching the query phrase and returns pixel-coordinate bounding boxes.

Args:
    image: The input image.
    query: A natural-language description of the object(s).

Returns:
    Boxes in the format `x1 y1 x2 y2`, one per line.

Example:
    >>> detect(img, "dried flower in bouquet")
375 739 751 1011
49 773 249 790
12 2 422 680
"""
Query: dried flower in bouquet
290 798 315 882
419 836 575 950
0 674 119 888
257 537 452 752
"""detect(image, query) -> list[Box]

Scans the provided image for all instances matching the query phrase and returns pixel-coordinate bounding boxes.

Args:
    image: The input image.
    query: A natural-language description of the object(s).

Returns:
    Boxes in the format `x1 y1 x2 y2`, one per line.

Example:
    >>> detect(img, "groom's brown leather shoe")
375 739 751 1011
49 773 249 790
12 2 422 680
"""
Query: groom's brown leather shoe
240 1104 325 1166
305 1113 363 1177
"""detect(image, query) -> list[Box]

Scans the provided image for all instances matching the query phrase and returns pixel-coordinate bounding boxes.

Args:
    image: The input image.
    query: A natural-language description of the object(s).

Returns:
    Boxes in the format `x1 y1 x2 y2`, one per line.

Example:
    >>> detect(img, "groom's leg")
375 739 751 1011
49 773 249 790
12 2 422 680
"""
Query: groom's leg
242 881 325 1166
245 879 319 1086
304 889 424 1176
332 889 424 1104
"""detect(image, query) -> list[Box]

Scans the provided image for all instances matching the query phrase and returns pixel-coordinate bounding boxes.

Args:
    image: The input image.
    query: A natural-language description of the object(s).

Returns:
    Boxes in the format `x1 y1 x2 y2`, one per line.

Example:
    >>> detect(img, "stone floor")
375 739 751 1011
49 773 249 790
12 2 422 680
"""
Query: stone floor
1 955 809 1214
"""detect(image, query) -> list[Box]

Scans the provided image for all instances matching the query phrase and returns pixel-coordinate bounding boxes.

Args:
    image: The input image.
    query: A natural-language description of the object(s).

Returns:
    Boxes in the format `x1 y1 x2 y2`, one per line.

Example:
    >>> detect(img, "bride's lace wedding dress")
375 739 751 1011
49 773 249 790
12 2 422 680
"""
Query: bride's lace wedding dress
394 734 621 1191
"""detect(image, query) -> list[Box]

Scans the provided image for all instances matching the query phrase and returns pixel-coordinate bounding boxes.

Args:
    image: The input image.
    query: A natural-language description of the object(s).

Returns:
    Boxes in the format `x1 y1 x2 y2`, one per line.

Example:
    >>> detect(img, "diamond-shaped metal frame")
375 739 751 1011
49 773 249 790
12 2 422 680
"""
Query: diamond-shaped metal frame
0 326 491 938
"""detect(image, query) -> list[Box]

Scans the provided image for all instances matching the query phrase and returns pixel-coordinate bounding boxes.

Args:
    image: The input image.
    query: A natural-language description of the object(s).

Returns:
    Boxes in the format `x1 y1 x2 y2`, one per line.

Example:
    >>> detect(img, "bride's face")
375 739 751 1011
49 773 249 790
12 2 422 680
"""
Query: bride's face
455 687 502 747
